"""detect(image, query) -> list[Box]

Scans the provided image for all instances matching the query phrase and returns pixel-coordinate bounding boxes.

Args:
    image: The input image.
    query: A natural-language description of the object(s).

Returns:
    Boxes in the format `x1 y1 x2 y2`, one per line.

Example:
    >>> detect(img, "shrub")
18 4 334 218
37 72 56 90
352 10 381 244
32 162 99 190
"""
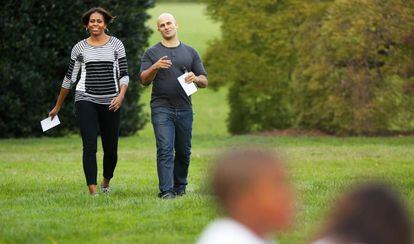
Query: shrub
204 0 414 135
293 0 414 135
203 0 308 134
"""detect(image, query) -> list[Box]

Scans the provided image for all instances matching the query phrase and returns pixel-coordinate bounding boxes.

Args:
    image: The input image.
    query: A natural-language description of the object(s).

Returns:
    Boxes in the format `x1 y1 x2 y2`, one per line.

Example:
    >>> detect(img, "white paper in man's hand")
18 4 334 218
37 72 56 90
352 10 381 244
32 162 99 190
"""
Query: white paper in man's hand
40 115 61 132
177 73 198 96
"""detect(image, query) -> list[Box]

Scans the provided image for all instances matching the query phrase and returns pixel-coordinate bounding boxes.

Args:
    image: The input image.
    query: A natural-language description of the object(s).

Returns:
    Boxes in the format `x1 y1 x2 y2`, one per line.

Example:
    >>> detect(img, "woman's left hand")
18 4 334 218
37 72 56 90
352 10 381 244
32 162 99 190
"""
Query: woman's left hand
109 95 124 112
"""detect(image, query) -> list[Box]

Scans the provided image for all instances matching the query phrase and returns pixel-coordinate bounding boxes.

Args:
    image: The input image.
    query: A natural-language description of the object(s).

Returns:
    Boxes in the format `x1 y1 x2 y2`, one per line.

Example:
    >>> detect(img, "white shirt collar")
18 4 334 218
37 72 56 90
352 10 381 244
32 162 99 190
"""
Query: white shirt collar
197 217 277 244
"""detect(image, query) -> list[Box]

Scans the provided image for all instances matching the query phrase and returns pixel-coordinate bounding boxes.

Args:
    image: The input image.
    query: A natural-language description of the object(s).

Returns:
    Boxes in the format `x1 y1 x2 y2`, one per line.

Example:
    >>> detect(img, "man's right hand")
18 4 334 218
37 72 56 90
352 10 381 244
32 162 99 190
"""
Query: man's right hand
140 56 172 85
153 56 172 70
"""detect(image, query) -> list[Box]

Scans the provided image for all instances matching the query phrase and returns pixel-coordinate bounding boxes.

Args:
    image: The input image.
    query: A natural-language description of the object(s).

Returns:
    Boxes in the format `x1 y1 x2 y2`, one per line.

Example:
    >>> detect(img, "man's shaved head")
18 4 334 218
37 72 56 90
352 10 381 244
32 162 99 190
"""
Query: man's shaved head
156 12 178 41
157 13 177 27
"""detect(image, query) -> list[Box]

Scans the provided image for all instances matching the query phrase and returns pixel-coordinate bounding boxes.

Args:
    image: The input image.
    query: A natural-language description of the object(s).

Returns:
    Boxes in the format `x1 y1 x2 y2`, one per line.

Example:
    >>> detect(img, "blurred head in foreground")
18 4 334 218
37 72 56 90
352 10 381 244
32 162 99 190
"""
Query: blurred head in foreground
198 148 295 243
313 183 412 244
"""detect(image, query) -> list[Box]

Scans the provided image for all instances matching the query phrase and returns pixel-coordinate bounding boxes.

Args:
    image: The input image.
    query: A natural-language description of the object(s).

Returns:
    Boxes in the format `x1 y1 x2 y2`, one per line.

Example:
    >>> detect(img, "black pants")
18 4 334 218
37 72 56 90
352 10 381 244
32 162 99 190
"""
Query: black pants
75 101 120 185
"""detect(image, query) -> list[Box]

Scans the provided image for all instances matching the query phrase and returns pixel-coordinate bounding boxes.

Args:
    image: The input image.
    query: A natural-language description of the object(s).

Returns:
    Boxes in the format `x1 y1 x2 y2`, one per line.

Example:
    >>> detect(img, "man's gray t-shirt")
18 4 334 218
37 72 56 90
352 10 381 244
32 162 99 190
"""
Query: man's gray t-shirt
140 42 207 108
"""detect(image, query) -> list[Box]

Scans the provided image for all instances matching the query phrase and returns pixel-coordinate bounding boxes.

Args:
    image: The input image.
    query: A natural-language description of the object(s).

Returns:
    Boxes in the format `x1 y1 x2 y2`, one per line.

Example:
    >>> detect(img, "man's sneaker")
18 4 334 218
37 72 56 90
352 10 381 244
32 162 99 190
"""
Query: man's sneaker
174 189 186 197
158 191 176 199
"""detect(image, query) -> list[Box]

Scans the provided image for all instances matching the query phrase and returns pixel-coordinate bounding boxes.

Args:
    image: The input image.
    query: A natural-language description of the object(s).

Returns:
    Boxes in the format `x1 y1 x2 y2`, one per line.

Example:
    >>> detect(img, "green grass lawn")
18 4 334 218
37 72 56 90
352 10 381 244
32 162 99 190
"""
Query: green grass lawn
1 134 414 243
1 3 414 244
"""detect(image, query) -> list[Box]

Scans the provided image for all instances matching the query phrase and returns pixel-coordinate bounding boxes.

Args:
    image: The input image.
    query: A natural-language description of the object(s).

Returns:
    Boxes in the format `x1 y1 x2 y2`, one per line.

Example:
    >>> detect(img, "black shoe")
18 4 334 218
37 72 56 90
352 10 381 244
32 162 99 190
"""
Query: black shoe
158 191 176 199
174 189 186 196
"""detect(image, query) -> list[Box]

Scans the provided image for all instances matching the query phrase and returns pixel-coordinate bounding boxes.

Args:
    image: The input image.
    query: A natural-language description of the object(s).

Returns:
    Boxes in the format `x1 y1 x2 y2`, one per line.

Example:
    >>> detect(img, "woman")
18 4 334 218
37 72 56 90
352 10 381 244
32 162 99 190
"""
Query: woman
49 7 129 195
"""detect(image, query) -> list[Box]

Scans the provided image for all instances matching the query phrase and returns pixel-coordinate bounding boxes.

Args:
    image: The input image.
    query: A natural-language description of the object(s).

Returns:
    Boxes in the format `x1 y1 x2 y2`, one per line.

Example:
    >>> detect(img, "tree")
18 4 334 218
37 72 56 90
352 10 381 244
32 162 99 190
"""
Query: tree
204 0 414 135
293 0 414 135
203 0 330 134
0 0 153 138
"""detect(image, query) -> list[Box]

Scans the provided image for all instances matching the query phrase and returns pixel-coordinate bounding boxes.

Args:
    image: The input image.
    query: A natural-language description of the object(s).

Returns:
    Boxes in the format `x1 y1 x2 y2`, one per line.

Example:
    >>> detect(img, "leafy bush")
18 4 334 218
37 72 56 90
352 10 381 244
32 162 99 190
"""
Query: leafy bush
203 0 308 134
0 0 153 138
293 0 414 135
204 0 414 135
156 0 202 3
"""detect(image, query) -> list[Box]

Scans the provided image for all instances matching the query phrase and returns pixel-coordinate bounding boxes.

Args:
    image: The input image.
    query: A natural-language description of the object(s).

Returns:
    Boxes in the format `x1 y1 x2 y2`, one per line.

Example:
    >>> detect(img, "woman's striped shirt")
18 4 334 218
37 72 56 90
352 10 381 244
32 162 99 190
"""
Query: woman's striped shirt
62 36 129 105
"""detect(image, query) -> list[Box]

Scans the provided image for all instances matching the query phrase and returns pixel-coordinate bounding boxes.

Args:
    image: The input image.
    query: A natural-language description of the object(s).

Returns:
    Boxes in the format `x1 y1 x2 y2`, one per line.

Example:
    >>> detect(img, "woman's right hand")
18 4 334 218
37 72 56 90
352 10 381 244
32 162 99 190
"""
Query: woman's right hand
49 107 59 120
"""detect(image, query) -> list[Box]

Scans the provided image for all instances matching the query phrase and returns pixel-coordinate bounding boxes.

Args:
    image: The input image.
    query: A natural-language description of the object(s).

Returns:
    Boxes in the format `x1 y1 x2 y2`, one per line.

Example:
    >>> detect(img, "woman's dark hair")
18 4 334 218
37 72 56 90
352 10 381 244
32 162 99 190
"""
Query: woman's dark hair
314 183 412 244
81 7 115 26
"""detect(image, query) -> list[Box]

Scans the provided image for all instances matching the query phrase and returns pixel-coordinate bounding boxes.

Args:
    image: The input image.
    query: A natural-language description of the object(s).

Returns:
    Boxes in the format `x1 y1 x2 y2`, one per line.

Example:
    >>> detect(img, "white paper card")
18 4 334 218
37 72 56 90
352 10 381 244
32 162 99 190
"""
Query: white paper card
41 115 61 132
177 73 198 96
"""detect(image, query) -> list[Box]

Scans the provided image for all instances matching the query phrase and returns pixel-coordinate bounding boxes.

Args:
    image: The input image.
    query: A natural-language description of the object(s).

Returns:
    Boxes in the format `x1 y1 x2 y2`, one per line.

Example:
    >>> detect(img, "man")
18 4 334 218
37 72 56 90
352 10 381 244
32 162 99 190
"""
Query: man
198 149 295 244
140 13 208 199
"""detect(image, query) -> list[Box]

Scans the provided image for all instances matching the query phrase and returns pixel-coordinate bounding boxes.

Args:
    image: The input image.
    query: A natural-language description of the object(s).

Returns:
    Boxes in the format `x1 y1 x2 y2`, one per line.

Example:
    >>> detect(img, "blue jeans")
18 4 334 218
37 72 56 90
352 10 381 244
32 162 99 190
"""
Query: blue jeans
151 106 193 193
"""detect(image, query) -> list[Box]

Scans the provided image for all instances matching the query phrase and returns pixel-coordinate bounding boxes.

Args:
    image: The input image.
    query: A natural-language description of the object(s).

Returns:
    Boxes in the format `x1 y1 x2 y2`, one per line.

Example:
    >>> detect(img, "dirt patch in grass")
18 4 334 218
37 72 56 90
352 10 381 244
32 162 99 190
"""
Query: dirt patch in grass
256 129 414 137
256 129 331 137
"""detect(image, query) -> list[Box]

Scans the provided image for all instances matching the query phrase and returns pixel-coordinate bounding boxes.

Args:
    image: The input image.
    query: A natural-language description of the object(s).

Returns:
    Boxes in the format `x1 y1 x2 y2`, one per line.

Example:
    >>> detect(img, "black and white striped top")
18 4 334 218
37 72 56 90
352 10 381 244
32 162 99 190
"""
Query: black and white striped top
62 36 129 105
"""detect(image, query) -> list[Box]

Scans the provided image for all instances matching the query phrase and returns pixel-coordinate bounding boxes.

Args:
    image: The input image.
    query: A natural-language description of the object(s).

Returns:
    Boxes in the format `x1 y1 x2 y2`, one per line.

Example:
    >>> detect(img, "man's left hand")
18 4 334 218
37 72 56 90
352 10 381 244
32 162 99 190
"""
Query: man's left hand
184 72 198 84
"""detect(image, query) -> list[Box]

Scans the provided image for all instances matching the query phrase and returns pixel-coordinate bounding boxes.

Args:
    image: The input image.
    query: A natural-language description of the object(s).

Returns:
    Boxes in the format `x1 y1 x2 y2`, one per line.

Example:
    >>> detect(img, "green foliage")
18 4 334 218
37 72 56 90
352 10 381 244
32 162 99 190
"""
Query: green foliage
293 0 414 135
0 0 153 138
204 0 309 134
156 0 202 3
204 0 414 135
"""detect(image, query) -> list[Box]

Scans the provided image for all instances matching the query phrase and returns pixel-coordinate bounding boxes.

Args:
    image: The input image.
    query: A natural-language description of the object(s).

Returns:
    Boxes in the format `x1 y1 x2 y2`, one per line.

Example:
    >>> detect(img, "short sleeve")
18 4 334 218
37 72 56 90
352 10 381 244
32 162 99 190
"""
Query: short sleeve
140 50 154 73
191 49 207 77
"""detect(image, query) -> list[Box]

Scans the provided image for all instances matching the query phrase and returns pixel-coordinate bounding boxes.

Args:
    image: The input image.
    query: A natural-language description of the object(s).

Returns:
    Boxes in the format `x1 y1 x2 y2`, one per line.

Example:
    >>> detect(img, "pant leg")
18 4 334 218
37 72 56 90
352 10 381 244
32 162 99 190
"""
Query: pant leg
97 104 120 181
75 101 99 185
173 108 193 192
151 106 175 193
